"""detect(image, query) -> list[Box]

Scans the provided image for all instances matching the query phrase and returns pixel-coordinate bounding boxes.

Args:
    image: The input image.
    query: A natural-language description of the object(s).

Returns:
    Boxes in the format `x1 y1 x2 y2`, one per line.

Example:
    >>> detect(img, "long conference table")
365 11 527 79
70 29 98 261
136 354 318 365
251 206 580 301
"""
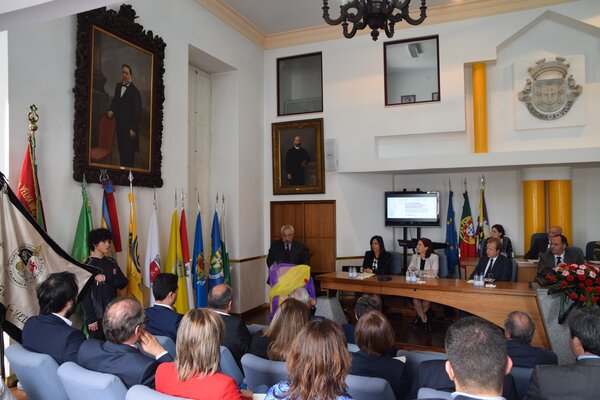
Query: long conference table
317 272 549 349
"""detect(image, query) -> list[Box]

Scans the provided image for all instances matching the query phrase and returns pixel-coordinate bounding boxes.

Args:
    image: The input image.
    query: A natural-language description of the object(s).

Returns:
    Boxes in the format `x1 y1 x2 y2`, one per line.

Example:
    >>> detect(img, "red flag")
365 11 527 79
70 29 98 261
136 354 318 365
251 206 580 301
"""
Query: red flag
101 179 122 252
17 137 46 230
459 190 477 261
180 209 194 310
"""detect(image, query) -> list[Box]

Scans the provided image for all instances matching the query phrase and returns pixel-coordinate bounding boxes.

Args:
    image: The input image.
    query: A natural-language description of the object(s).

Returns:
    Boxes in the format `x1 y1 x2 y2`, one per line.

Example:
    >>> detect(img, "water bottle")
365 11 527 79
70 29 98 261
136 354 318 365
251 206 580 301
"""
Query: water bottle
349 266 356 278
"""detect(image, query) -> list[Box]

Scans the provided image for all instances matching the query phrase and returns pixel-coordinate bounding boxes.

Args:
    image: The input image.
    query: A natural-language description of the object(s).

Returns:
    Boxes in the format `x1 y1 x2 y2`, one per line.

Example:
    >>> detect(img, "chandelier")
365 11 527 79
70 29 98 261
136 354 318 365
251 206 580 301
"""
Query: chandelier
322 0 427 41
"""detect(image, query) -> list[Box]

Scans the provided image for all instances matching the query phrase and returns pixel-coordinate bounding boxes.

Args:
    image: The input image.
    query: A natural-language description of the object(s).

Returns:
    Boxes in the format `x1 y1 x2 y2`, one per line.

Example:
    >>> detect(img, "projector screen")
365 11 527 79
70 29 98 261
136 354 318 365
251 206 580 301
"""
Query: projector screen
385 191 440 226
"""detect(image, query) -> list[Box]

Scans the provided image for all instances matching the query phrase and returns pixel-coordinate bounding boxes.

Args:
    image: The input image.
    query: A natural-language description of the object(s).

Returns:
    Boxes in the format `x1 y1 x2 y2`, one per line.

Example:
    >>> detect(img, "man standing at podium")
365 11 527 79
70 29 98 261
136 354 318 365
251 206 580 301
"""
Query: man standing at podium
266 225 309 269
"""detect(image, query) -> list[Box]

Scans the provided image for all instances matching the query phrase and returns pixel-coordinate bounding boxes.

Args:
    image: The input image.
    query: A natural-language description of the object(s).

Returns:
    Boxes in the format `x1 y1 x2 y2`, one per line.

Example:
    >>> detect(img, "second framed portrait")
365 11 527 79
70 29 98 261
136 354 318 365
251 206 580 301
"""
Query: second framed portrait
272 118 325 195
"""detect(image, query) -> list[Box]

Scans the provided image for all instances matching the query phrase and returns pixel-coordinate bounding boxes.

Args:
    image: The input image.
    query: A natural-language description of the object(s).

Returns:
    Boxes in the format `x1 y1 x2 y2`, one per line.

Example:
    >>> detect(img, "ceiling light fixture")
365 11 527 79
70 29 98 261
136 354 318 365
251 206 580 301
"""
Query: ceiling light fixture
322 0 427 41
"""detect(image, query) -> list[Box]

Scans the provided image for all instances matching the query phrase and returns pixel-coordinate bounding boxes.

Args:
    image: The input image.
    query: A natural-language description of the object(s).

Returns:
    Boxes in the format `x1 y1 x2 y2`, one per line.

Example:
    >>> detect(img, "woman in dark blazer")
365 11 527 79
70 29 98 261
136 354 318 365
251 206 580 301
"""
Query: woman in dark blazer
350 311 406 399
481 224 514 258
362 235 392 275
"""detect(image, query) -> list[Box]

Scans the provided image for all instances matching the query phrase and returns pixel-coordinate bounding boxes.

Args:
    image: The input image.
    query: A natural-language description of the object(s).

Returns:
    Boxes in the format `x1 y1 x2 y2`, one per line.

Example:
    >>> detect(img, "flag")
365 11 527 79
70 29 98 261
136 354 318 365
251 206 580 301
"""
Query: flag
180 208 195 310
220 201 231 285
459 190 477 261
192 209 207 308
143 206 161 306
167 210 189 314
126 187 143 303
475 186 491 253
444 190 459 276
209 210 225 289
100 178 122 253
0 173 94 341
71 184 93 263
17 132 46 230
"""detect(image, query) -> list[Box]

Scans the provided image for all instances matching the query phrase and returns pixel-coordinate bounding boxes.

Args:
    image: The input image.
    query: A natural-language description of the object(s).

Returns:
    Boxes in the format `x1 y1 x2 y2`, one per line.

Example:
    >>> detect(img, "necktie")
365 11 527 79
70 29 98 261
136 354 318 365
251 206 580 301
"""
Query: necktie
284 244 291 262
556 256 562 265
484 258 494 277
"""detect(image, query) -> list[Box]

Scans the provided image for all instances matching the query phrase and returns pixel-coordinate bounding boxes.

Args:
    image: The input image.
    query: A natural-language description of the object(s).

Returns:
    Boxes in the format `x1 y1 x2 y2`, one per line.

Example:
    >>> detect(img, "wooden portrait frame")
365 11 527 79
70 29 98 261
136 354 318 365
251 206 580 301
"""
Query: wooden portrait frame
73 5 165 187
272 118 325 195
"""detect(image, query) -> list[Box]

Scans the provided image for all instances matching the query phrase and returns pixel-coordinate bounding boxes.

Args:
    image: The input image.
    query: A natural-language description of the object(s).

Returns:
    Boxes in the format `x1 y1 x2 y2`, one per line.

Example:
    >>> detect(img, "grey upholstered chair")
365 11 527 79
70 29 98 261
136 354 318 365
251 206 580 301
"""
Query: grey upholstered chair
57 361 128 400
220 345 244 386
346 374 395 400
126 385 190 400
240 353 288 391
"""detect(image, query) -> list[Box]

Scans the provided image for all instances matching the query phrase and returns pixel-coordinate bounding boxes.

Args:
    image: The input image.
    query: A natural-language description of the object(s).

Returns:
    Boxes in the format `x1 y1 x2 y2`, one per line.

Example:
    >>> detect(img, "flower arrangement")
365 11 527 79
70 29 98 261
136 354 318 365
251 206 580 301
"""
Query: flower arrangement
546 263 600 321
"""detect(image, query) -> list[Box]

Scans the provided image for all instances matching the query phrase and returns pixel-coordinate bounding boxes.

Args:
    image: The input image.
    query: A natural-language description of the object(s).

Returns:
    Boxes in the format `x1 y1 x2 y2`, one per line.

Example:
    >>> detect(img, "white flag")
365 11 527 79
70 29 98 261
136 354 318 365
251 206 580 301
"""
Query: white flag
143 207 161 306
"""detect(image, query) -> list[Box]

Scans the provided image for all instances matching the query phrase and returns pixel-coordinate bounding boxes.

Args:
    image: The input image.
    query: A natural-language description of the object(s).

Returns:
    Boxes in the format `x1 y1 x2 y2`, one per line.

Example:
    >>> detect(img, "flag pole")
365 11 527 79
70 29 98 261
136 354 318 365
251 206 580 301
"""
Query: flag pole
153 187 157 210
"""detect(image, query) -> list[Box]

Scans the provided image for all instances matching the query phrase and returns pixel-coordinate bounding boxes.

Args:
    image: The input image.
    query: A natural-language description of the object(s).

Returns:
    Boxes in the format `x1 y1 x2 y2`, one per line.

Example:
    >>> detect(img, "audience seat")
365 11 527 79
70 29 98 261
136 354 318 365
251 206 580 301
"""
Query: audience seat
347 343 360 353
240 353 288 391
220 346 244 386
510 366 533 400
5 343 68 400
156 335 176 358
397 350 448 399
346 374 395 400
246 323 267 335
126 385 190 400
585 241 596 260
57 361 128 400
417 387 452 399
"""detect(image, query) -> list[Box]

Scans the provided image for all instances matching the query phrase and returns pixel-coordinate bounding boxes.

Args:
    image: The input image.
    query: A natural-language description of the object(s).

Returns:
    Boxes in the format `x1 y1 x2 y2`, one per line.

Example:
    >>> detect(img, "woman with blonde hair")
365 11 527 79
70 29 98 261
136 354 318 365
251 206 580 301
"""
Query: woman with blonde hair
265 319 352 400
155 308 249 400
248 298 310 360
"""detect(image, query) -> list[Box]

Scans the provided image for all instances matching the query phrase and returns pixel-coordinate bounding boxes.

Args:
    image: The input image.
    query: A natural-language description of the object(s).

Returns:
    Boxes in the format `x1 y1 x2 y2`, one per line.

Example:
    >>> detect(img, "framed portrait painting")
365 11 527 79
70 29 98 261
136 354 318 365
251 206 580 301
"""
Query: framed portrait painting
73 5 165 187
272 118 325 195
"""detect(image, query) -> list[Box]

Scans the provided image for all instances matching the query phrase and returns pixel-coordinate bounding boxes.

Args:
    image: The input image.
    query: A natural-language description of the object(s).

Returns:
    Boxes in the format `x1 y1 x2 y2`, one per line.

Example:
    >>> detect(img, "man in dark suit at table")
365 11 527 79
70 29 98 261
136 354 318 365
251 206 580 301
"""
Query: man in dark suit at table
445 316 513 400
524 226 561 259
78 297 172 388
208 283 251 368
266 224 309 270
144 273 183 342
538 234 585 278
504 311 557 368
525 308 600 400
22 272 86 364
469 237 512 282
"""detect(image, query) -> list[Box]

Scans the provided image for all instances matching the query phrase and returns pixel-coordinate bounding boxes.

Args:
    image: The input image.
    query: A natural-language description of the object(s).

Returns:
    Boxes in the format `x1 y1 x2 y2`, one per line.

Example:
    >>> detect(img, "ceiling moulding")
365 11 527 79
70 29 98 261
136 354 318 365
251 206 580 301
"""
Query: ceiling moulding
196 0 575 51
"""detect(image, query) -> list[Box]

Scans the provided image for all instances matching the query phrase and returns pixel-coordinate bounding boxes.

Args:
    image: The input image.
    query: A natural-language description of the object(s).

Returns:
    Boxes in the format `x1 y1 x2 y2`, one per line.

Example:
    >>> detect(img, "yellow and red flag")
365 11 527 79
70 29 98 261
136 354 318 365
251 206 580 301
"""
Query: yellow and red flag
167 209 189 314
126 187 143 303
17 134 46 230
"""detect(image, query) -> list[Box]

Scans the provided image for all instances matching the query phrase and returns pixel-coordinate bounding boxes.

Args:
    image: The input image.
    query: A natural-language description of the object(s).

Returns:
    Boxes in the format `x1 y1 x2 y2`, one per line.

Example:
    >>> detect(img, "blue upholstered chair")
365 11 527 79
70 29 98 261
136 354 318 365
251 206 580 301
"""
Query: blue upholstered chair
511 259 518 282
436 251 448 278
220 345 244 386
529 233 548 256
585 241 596 260
389 251 403 275
156 335 176 358
246 323 268 335
510 366 533 400
402 350 449 397
417 387 453 399
567 246 585 264
126 385 190 400
346 374 395 400
347 343 360 353
57 361 128 400
5 343 68 400
240 353 288 391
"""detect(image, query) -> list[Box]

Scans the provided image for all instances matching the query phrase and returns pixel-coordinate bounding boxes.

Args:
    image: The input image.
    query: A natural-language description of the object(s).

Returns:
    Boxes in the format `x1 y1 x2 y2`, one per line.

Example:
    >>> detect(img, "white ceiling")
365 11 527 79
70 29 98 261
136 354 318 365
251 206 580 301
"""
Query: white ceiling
223 0 458 35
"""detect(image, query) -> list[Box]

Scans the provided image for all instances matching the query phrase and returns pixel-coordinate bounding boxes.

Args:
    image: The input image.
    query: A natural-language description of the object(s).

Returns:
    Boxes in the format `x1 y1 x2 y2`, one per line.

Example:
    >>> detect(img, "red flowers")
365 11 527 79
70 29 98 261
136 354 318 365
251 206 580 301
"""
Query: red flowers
566 275 575 282
551 264 600 307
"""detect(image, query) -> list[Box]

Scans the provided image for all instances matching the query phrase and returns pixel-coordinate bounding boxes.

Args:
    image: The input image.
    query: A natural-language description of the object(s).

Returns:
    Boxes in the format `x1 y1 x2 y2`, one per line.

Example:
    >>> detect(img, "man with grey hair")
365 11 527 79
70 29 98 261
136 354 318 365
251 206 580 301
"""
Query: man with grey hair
266 224 309 268
525 308 600 399
289 287 318 317
504 311 557 368
77 297 172 388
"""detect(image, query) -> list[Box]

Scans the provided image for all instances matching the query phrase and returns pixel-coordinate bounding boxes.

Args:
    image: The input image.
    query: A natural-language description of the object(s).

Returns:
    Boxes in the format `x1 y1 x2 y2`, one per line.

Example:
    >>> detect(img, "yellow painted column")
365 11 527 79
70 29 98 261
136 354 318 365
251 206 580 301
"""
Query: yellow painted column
548 180 572 244
523 181 546 255
473 62 488 153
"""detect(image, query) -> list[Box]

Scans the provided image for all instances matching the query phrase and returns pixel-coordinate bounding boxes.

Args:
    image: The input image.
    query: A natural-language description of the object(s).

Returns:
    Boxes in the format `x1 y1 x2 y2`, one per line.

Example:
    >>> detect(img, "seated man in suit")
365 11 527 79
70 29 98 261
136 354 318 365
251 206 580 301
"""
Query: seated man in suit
144 273 182 342
22 272 86 364
469 237 512 282
524 226 562 259
207 283 251 367
78 296 172 388
537 234 585 278
266 225 309 270
504 311 557 368
445 316 513 400
342 295 381 344
525 308 600 400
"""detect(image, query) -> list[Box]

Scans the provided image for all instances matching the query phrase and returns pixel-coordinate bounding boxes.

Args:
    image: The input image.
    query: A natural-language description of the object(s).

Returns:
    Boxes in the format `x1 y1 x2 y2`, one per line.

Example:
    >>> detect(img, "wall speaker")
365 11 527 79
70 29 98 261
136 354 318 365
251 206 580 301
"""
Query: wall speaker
325 139 337 172
408 43 422 58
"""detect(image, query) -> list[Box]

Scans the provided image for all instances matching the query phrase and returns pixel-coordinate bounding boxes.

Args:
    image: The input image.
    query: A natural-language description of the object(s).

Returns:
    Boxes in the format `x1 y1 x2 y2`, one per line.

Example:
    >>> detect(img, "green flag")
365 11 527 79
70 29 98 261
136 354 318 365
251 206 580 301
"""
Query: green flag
71 185 93 263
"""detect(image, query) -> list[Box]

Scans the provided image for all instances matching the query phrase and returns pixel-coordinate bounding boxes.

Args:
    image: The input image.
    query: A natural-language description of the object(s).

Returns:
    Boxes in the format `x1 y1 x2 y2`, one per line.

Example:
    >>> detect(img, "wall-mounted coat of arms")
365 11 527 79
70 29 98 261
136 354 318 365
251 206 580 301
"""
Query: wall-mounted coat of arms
518 56 582 120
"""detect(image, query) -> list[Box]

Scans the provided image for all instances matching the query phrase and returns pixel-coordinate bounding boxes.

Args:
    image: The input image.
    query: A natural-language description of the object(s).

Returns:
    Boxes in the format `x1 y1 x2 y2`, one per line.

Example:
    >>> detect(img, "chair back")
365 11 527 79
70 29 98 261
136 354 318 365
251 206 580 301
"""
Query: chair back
347 343 360 353
156 335 176 358
220 346 244 386
126 385 190 400
417 387 453 399
346 374 395 400
389 251 403 275
404 351 448 392
436 252 448 278
511 259 518 282
585 241 596 260
510 366 533 400
5 343 68 400
57 361 128 400
566 246 585 264
246 323 268 335
240 353 288 391
529 233 548 256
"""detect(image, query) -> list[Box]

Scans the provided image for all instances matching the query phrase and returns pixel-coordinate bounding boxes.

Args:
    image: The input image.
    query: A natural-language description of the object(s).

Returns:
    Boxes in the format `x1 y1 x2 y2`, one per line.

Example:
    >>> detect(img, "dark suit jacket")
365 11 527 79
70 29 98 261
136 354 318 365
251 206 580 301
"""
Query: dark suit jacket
506 339 558 369
110 82 142 141
469 255 512 282
266 240 309 267
524 236 549 259
524 357 600 400
218 312 251 368
350 350 407 399
415 359 517 400
362 251 392 275
342 323 356 344
22 313 86 365
77 339 172 389
144 305 183 342
537 248 585 277
248 330 271 360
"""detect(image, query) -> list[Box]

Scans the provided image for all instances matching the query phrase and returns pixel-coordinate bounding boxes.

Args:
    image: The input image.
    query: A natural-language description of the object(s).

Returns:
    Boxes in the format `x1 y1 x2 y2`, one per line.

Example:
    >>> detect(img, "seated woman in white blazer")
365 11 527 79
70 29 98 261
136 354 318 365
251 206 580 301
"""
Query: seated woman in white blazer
407 238 439 331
